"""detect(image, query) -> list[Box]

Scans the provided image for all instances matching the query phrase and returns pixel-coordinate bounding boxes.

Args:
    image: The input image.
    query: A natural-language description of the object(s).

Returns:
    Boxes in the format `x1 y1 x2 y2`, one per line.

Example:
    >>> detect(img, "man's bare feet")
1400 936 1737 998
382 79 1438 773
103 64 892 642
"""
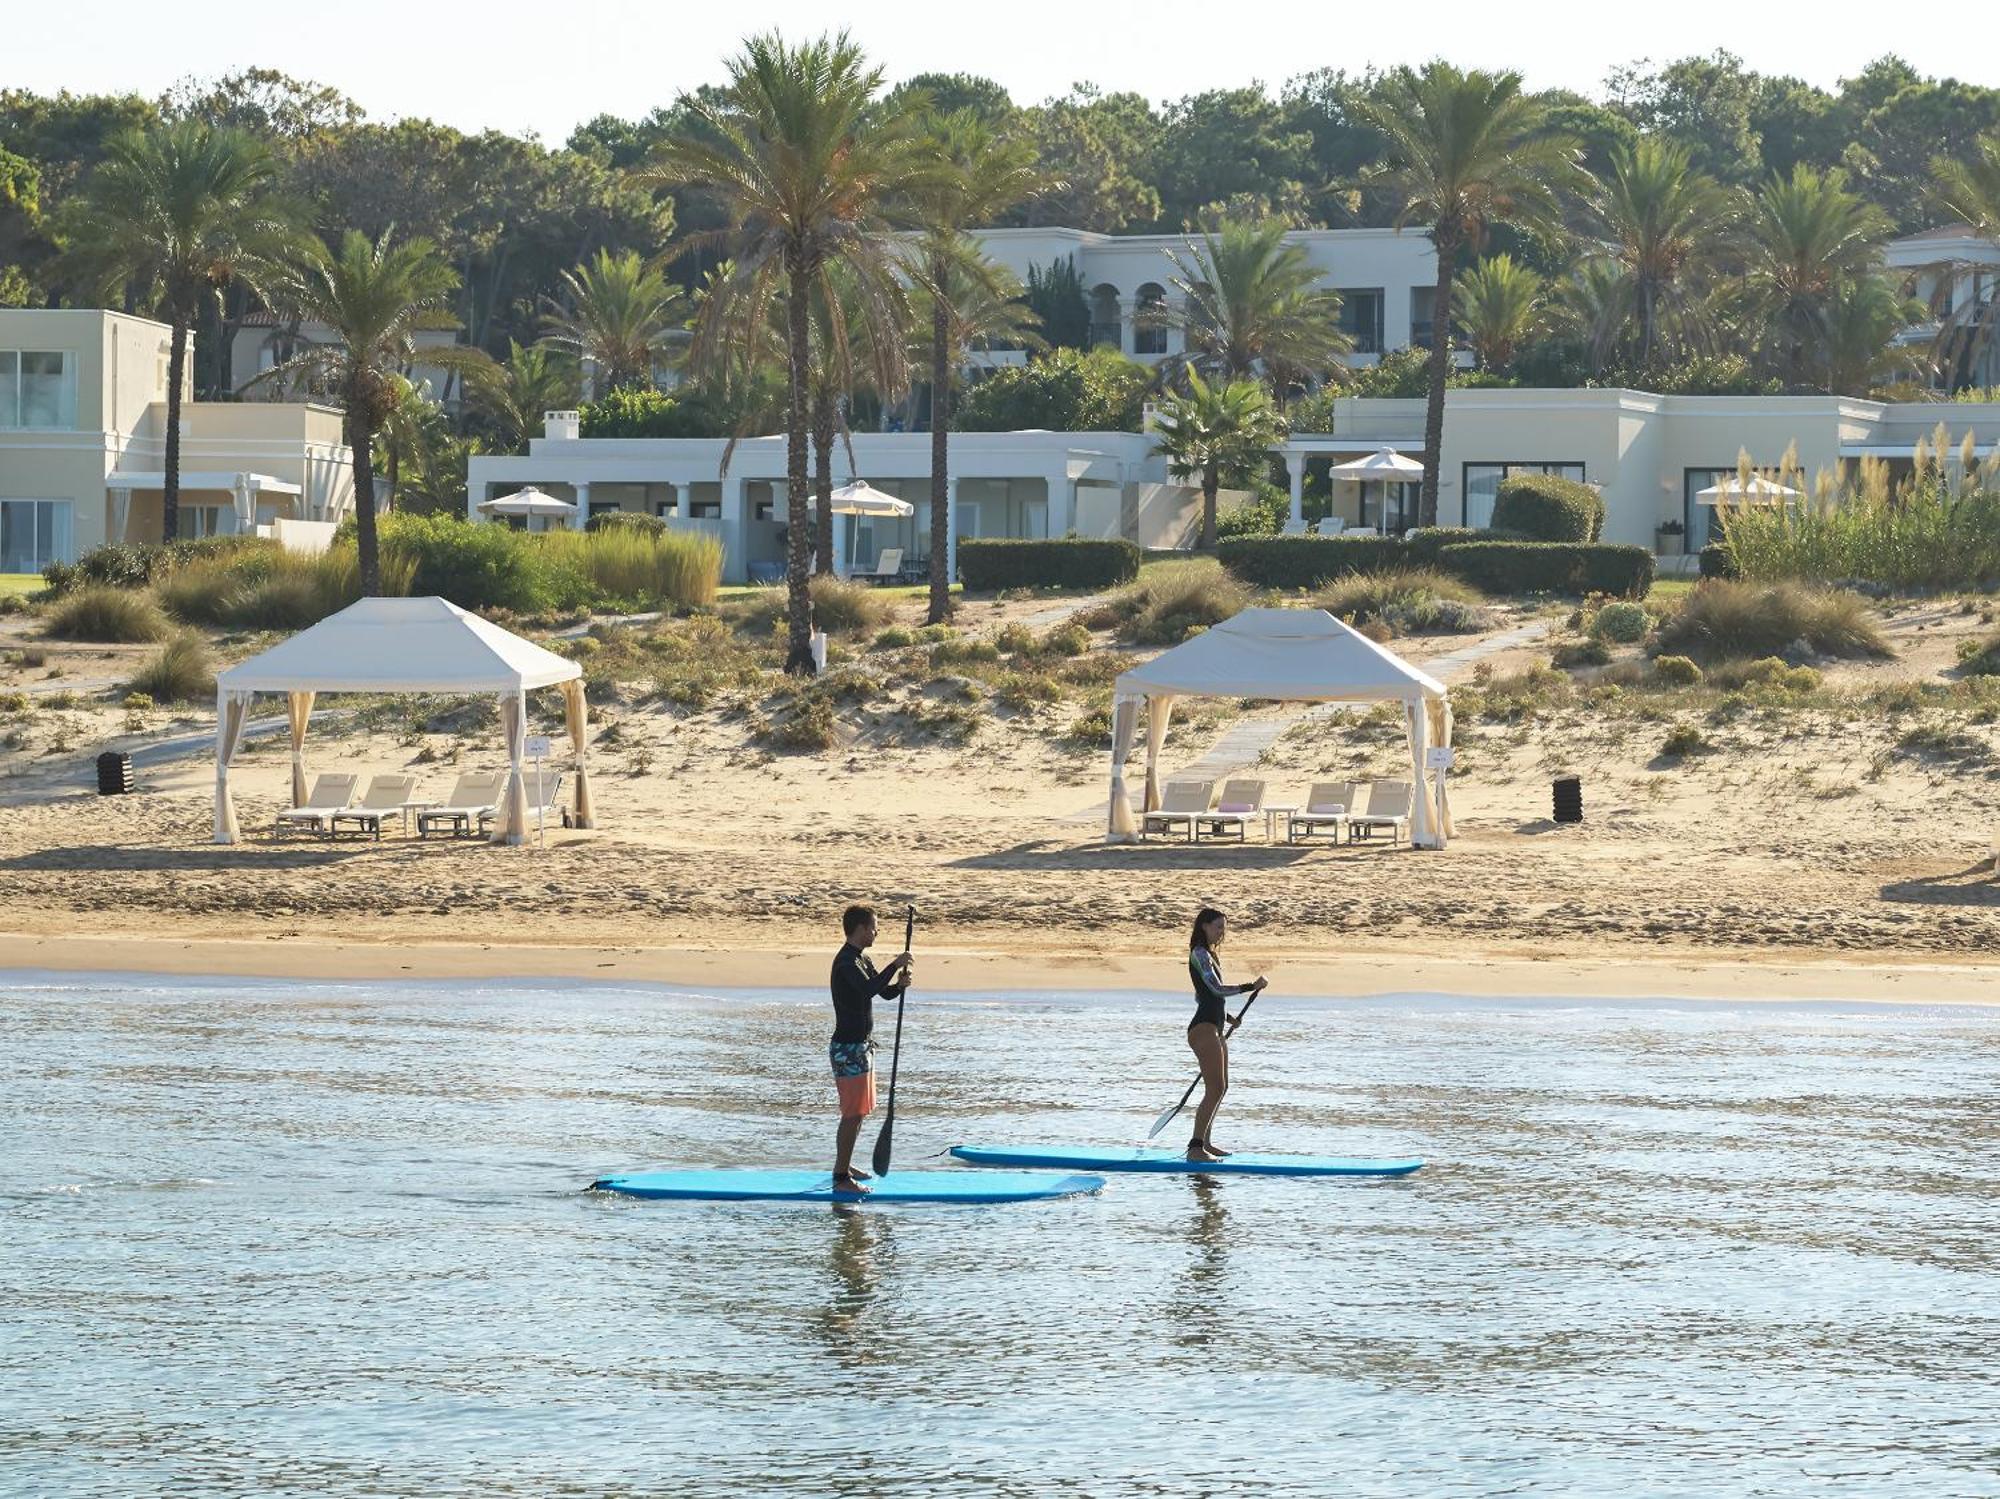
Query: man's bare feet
1185 1142 1225 1163
832 1173 871 1194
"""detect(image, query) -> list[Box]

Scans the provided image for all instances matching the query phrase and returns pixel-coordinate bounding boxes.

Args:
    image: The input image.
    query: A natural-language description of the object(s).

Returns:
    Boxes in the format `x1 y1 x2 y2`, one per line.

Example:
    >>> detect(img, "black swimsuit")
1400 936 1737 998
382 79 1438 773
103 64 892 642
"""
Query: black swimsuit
1189 947 1234 1030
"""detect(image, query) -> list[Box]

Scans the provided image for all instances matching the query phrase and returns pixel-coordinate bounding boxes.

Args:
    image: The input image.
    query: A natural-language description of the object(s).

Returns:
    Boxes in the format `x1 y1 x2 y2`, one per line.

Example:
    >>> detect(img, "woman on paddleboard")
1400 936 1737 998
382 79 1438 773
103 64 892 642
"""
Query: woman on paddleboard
1186 908 1266 1163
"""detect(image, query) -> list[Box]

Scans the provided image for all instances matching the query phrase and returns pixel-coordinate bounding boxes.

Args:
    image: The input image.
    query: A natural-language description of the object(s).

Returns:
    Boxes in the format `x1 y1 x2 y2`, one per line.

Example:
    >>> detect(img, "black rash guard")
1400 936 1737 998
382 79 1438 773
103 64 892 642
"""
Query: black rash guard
831 942 905 1044
1188 945 1247 1029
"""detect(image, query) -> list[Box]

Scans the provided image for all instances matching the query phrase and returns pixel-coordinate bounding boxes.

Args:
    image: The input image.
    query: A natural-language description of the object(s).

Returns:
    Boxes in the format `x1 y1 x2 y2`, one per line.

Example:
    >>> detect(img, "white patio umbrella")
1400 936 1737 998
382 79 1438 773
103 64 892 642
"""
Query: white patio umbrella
827 479 916 518
477 485 580 524
827 480 916 577
1694 474 1804 504
1327 447 1426 532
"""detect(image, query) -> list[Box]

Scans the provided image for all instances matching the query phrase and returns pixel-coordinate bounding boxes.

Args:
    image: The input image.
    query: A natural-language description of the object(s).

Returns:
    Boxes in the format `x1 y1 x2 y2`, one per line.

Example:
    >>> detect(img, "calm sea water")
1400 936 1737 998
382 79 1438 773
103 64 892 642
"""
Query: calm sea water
2 974 1996 1498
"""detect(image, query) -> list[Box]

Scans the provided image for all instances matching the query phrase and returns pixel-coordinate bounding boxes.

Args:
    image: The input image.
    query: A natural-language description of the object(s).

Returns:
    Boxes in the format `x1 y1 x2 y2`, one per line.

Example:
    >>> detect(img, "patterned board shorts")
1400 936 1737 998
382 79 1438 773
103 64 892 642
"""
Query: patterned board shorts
829 1040 877 1117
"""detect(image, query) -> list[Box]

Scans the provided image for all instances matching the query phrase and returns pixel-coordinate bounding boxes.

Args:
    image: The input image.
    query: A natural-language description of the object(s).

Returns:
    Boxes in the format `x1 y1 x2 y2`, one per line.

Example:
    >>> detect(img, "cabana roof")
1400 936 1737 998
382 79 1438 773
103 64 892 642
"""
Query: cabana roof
1113 607 1446 705
217 596 580 695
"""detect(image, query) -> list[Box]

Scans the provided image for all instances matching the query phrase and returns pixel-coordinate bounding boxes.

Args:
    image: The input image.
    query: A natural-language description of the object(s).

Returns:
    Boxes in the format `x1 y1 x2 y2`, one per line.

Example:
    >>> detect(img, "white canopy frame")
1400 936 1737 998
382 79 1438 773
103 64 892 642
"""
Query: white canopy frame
1105 608 1454 849
212 597 590 847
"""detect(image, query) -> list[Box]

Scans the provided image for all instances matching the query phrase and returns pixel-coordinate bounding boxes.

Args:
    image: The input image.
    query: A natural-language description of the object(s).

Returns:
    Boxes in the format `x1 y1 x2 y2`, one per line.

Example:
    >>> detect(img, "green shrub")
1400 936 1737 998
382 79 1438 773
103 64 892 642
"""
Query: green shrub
872 626 917 650
994 622 1037 654
1592 600 1650 642
1652 581 1887 662
1707 657 1822 694
536 526 722 611
1552 637 1612 668
1216 534 1412 588
1661 722 1710 758
1314 568 1490 636
931 636 1002 666
806 574 895 635
1699 541 1739 579
952 346 1149 433
45 586 169 643
1039 621 1092 657
1213 484 1291 540
1653 654 1703 686
0 690 30 714
126 632 214 703
121 692 154 710
957 538 1142 592
754 694 838 752
1094 561 1249 645
377 513 557 613
586 510 668 536
993 671 1064 710
1490 472 1604 542
1437 542 1654 598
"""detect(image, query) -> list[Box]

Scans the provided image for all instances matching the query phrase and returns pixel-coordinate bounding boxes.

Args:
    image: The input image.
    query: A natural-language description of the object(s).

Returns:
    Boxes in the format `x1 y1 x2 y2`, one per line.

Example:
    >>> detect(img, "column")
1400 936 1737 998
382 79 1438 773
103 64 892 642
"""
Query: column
232 476 255 535
1053 471 1077 538
944 478 960 584
720 477 747 585
1117 297 1137 357
1164 299 1186 357
573 481 591 532
1287 457 1306 533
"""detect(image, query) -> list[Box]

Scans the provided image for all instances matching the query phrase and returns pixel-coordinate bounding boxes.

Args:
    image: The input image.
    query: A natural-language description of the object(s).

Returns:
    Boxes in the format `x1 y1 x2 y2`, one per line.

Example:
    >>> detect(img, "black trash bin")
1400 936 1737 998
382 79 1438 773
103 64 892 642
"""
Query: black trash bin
1552 775 1582 824
96 751 135 796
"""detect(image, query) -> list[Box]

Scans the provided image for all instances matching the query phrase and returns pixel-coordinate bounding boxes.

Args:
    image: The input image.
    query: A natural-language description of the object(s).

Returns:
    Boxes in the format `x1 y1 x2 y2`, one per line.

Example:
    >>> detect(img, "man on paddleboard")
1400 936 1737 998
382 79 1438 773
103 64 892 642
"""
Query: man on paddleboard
830 905 913 1194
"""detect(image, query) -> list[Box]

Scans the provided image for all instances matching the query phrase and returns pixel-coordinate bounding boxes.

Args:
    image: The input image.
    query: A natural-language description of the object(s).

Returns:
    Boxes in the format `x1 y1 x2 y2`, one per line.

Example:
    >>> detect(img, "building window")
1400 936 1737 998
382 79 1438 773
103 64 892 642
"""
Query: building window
1133 284 1168 356
689 500 720 519
0 499 74 572
1683 468 1736 551
1338 289 1384 354
0 350 77 430
754 499 775 522
182 505 229 539
1462 462 1586 529
1409 287 1437 350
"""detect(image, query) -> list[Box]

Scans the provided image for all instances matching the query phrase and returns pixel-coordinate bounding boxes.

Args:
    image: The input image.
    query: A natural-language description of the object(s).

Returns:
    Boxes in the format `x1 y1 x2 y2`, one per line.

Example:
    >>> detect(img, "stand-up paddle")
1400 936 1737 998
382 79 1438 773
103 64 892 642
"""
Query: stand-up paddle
1146 988 1260 1141
869 904 915 1177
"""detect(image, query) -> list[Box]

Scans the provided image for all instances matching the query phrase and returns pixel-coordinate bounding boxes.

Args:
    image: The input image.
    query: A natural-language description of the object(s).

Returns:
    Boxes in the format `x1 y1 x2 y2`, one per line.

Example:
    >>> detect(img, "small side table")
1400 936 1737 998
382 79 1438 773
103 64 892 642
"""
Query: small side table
1264 804 1298 842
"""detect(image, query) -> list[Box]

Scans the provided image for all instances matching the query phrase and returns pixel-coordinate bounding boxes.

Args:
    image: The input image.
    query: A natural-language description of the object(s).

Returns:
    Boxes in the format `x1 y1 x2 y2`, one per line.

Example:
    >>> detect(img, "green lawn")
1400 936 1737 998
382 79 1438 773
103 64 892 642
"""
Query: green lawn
0 574 42 600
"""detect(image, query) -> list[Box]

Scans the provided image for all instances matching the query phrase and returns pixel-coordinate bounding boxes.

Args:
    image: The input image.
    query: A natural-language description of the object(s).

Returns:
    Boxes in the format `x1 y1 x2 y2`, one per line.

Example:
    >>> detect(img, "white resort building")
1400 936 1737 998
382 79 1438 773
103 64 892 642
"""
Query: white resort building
0 309 357 573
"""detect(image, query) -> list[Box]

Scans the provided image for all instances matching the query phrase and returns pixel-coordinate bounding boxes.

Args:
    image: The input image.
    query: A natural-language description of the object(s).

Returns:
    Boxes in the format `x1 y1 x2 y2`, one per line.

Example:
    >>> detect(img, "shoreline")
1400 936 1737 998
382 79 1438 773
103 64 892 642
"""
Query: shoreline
4 932 1997 1005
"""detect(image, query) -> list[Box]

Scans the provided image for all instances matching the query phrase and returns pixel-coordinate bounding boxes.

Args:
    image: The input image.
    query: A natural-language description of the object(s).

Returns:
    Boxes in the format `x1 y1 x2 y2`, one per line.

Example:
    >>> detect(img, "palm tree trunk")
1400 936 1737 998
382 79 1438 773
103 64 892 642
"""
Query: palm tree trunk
164 319 187 544
1200 466 1219 551
927 275 952 626
812 385 835 577
783 260 815 675
350 410 381 597
1420 231 1457 530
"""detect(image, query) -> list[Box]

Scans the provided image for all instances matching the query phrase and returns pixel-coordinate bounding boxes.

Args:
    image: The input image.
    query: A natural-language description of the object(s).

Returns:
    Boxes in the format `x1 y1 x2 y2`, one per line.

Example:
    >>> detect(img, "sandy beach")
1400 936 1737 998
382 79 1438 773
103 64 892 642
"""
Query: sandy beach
5 587 2000 1004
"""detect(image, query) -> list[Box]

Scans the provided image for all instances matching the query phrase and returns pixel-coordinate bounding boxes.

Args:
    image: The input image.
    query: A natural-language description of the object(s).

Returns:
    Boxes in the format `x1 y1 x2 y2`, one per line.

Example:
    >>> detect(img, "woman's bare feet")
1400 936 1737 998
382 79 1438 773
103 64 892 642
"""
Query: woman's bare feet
1185 1141 1225 1163
832 1173 871 1195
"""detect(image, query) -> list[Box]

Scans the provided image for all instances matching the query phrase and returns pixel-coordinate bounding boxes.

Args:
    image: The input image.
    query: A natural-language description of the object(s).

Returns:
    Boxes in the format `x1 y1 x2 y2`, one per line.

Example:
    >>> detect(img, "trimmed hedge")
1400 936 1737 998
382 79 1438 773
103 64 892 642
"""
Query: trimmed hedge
1491 472 1604 542
957 537 1142 591
1698 541 1739 579
1437 541 1654 597
1216 534 1413 587
1405 527 1481 566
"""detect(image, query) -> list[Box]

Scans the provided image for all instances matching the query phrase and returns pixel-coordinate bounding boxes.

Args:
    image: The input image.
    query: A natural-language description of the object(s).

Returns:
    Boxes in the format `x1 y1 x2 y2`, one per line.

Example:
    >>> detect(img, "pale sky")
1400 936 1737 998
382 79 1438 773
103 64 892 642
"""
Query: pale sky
11 0 1994 142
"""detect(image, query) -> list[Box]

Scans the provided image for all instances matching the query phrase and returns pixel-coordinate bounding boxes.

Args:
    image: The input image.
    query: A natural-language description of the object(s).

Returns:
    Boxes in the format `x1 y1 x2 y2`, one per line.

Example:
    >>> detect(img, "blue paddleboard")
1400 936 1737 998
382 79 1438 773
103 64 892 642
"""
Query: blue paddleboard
950 1144 1423 1177
590 1168 1105 1204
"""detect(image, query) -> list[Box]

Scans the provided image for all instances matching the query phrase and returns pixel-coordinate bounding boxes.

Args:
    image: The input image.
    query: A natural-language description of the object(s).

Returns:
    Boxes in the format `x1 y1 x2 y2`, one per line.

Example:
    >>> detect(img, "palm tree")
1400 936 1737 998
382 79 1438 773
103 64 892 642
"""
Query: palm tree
464 340 580 453
1927 132 2000 388
1149 371 1285 550
542 248 685 397
59 118 294 542
1589 137 1732 374
1358 64 1583 526
1153 219 1352 397
1823 274 1927 396
1738 165 1890 388
1457 255 1543 372
903 109 1042 623
262 229 482 594
650 32 915 672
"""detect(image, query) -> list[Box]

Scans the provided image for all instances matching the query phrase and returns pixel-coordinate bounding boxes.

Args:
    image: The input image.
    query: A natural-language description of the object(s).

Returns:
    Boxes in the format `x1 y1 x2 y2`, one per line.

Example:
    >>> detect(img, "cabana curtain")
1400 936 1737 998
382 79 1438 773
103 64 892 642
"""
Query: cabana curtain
213 689 253 843
286 690 315 806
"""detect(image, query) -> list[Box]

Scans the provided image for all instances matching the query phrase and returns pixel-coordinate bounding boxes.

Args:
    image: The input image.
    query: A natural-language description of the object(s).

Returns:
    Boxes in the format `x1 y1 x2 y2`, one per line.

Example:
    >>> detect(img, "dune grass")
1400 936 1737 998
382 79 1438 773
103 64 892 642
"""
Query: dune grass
1079 560 1250 645
126 632 215 703
1314 569 1490 636
44 586 170 643
1652 580 1889 663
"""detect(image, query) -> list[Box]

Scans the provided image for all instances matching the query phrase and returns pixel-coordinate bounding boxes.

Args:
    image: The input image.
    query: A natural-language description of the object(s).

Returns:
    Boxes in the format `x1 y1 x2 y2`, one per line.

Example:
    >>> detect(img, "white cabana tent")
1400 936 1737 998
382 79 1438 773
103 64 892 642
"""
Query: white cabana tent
212 596 590 847
1328 447 1426 532
1106 607 1453 849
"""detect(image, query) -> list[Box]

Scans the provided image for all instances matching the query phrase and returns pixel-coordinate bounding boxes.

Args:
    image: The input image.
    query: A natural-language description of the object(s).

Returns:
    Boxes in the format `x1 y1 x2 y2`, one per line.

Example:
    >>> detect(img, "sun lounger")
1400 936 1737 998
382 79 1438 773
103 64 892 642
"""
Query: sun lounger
1289 780 1358 843
274 773 360 839
854 546 905 585
478 769 566 835
1195 778 1266 843
327 774 422 841
1315 517 1346 536
1348 779 1412 845
415 770 508 840
1140 778 1215 844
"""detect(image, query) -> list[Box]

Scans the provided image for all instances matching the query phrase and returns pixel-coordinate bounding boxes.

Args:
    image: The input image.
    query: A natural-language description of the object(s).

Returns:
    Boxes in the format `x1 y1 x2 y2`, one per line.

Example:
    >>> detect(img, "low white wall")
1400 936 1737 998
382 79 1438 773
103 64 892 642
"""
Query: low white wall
263 517 336 555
